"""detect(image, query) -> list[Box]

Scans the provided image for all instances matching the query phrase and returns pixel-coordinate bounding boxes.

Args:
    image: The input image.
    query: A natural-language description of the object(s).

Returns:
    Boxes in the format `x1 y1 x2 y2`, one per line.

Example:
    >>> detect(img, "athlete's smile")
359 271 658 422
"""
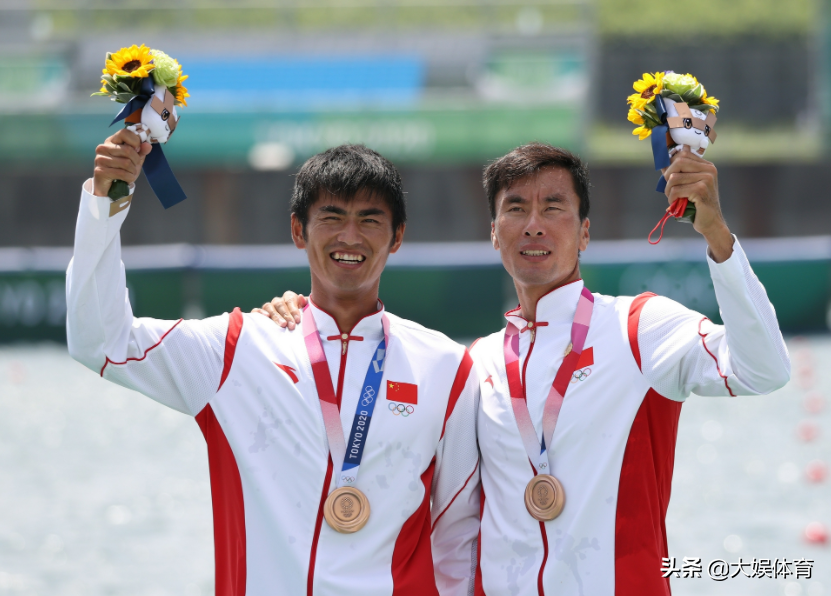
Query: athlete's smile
330 251 367 268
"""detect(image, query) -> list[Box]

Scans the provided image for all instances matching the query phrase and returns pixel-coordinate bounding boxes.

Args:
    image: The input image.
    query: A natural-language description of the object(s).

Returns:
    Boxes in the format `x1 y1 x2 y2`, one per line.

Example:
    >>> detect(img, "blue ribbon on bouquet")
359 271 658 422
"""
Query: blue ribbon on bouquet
650 95 671 194
109 76 187 209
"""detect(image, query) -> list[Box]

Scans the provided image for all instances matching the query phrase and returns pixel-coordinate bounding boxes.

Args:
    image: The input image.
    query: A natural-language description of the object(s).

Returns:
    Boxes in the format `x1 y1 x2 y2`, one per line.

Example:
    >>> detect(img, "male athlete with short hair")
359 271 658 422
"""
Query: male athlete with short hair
66 131 480 596
261 142 790 595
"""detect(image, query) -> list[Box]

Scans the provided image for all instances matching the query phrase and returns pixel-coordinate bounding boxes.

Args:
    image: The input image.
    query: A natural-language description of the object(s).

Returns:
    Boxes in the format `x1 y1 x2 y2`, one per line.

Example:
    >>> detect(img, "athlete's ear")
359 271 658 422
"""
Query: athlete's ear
579 218 590 252
491 221 499 250
291 213 306 250
389 223 406 254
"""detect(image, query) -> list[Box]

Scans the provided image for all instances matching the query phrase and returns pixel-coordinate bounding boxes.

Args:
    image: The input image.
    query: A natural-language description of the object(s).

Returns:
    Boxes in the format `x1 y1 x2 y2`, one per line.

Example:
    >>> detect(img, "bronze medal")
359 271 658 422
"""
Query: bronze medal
323 486 371 533
524 474 565 521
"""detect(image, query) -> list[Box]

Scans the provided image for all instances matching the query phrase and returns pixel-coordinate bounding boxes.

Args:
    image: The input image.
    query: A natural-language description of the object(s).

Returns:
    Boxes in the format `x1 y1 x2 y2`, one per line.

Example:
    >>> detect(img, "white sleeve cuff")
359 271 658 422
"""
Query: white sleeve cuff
80 178 133 232
705 235 791 393
706 235 745 288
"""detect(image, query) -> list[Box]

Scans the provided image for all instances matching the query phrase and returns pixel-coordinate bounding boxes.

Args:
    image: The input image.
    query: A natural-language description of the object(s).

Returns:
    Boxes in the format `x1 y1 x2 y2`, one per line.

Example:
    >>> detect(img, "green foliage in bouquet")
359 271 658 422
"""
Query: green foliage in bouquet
91 44 189 107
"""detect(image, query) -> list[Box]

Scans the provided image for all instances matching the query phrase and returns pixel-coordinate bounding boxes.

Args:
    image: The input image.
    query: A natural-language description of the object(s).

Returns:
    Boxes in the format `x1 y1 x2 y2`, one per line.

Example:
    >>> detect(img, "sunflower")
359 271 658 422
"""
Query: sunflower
631 124 652 140
172 68 189 107
702 95 719 108
627 108 644 126
627 92 647 111
631 71 664 106
103 44 155 79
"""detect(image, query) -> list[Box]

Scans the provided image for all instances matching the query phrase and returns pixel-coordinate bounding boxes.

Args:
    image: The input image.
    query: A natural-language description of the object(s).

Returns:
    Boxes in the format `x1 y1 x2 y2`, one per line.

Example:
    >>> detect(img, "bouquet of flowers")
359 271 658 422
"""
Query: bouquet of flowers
626 71 720 242
92 45 189 207
626 72 718 142
93 44 189 109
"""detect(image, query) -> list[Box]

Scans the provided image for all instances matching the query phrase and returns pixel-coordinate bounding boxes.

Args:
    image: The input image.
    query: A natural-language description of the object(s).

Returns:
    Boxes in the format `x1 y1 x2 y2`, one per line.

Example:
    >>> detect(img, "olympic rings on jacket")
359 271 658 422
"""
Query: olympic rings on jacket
571 367 592 383
388 402 415 417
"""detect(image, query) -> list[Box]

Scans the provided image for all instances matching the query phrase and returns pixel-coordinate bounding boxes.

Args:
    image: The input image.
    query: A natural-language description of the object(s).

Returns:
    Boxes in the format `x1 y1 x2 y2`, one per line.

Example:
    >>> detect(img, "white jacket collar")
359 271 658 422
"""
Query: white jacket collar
308 298 385 343
504 279 585 332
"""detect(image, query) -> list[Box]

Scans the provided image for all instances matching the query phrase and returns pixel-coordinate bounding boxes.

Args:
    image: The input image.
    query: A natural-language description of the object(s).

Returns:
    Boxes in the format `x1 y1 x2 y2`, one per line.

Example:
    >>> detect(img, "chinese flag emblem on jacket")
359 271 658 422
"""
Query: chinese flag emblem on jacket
387 381 418 404
576 347 594 369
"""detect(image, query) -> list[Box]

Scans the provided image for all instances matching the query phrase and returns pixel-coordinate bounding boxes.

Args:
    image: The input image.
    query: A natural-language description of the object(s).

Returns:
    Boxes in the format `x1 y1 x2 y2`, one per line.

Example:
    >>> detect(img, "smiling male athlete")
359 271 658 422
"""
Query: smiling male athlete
66 133 480 596
259 142 790 595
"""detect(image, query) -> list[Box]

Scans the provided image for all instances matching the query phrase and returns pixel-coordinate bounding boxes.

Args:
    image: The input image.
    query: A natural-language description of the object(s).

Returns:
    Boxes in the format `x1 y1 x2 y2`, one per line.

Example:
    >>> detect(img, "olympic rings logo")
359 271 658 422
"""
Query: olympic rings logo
361 386 376 406
571 367 592 383
539 462 548 469
388 402 415 417
341 475 356 483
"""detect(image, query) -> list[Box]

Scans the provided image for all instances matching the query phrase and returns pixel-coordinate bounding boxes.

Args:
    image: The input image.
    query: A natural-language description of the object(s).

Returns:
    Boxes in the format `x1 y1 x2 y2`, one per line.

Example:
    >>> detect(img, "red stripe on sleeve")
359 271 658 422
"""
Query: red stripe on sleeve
431 460 479 532
196 404 247 596
391 458 439 596
627 293 657 372
99 318 184 376
697 317 737 397
440 350 474 439
218 308 244 391
474 487 486 596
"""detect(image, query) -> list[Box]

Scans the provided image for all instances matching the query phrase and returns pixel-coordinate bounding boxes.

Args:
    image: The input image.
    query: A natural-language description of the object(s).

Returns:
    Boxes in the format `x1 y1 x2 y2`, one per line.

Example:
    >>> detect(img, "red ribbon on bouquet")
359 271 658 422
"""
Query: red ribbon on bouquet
648 197 689 245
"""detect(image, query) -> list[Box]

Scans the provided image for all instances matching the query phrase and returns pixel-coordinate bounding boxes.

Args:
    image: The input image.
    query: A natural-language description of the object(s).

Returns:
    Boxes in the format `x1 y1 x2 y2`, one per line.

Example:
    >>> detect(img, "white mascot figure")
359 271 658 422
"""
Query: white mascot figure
129 83 179 144
663 97 717 158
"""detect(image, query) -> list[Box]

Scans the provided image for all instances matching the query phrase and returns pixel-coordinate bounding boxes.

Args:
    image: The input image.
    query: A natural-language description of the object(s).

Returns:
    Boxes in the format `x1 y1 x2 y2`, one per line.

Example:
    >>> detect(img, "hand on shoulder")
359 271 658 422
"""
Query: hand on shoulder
251 292 307 330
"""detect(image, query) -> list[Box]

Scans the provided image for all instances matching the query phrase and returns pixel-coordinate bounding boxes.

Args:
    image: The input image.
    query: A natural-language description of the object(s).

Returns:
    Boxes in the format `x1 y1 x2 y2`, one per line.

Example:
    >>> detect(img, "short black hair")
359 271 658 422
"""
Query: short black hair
291 144 406 236
483 143 590 221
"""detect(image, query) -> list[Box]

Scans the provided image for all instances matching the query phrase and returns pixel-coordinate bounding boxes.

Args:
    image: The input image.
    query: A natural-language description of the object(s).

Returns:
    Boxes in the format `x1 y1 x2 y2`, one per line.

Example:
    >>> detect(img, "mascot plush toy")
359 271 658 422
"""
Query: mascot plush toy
627 71 719 243
92 45 189 207
133 83 180 145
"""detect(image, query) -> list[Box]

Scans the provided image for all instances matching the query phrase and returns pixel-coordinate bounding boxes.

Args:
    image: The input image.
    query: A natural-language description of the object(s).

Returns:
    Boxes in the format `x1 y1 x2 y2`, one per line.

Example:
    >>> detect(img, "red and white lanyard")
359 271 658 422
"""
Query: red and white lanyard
503 286 594 473
302 305 391 489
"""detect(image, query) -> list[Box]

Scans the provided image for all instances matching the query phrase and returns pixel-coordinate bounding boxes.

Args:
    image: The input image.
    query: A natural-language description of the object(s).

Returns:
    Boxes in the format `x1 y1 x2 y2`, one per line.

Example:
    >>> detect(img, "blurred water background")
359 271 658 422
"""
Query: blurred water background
1 336 829 596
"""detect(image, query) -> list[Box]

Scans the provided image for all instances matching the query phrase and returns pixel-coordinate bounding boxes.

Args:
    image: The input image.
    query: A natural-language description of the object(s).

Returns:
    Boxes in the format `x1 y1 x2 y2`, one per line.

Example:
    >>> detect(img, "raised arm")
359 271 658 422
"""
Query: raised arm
639 148 790 399
66 130 227 416
636 239 790 400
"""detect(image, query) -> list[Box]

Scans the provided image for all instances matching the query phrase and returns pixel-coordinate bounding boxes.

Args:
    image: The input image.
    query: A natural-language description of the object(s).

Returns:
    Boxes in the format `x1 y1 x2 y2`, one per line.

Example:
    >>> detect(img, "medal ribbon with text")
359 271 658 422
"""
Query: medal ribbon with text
302 305 390 489
503 285 595 474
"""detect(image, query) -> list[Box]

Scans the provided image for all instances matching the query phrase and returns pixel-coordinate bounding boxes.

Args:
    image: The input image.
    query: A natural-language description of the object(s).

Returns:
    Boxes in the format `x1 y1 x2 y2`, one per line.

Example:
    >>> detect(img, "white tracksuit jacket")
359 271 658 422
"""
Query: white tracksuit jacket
470 239 790 596
66 182 481 596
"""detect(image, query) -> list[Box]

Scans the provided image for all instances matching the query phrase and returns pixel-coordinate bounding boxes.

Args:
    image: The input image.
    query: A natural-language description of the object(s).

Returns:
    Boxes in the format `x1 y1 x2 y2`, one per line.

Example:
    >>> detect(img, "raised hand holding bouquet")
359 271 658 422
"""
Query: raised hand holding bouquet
626 71 719 243
92 45 189 207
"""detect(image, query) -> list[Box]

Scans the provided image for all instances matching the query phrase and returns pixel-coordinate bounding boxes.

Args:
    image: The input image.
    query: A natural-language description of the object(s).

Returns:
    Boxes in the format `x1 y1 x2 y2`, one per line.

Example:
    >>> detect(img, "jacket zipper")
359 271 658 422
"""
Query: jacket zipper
520 321 549 596
309 331 352 595
336 333 349 406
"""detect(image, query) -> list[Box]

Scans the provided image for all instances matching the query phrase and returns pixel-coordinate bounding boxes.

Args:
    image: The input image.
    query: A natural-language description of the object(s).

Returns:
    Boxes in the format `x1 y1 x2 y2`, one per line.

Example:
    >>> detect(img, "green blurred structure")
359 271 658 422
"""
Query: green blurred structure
2 239 829 343
1 1 829 343
5 0 815 36
0 105 582 169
